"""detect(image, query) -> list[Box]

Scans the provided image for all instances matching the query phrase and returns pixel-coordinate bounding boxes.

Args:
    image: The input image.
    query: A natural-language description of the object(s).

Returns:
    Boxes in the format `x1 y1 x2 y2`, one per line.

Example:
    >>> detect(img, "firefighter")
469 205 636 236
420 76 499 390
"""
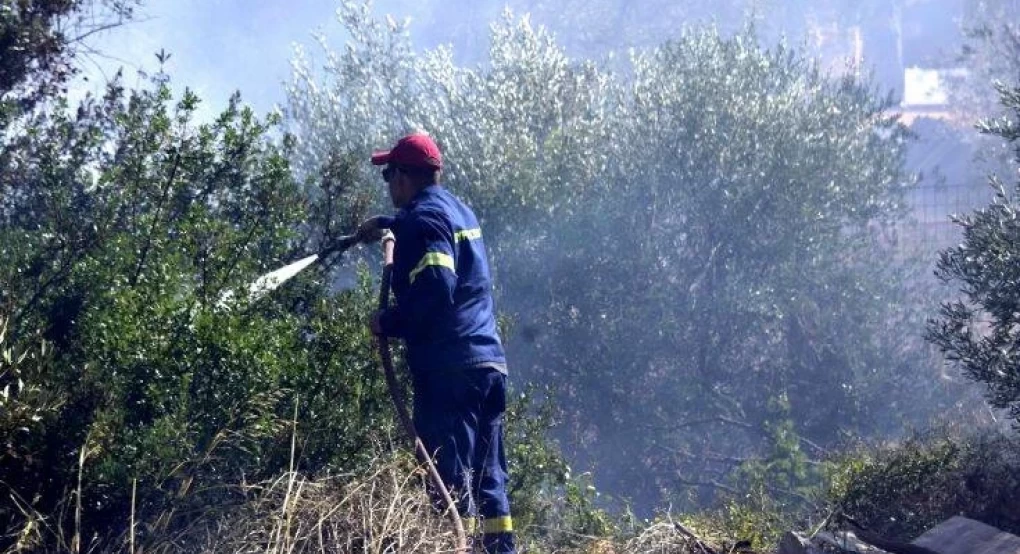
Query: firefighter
356 133 515 554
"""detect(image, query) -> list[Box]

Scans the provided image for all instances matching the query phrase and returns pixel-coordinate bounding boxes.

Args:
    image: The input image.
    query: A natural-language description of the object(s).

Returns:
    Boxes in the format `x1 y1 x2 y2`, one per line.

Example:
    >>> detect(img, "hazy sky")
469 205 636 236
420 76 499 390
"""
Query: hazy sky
70 0 966 121
65 0 793 119
72 0 465 119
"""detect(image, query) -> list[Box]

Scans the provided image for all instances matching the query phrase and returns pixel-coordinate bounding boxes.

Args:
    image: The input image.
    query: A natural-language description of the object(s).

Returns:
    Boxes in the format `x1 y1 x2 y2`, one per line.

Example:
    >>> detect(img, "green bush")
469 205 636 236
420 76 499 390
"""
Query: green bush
824 428 1020 541
0 71 576 550
0 77 398 550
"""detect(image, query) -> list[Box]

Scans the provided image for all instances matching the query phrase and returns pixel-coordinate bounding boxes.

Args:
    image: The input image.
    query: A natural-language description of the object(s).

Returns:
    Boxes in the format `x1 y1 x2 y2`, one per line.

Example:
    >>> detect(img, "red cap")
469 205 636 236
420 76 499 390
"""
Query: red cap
371 134 443 169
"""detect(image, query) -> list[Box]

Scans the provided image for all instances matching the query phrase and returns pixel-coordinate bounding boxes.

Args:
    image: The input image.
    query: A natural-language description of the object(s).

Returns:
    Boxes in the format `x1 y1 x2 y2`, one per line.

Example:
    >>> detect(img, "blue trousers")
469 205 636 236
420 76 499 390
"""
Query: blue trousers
412 367 516 554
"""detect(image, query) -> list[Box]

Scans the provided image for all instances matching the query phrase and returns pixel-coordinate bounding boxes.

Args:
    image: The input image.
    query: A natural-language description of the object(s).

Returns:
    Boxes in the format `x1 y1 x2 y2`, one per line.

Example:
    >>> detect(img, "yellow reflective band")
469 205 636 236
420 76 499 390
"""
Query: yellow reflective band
455 228 482 242
408 251 455 284
464 517 479 534
482 516 513 534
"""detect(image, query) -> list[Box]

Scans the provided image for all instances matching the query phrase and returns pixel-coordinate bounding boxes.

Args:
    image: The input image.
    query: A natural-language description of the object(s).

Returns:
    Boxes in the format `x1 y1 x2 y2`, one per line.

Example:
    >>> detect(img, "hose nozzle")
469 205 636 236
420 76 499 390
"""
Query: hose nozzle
319 234 358 258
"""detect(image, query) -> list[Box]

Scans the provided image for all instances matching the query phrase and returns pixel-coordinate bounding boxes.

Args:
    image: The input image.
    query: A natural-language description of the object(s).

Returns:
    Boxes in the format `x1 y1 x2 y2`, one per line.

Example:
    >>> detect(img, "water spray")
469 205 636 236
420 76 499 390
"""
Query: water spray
216 234 358 308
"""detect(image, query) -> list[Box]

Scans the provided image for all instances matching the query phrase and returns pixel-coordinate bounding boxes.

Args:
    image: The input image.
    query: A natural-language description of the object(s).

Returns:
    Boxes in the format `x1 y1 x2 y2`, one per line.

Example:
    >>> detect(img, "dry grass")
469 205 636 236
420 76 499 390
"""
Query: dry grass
3 441 760 554
621 521 720 554
528 518 750 554
168 458 461 554
153 467 754 554
603 519 747 554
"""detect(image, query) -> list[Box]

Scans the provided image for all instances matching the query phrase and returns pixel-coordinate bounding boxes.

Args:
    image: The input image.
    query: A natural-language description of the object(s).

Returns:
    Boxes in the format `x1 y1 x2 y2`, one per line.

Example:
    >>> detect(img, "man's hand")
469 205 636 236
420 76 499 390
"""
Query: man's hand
356 216 386 243
369 309 385 336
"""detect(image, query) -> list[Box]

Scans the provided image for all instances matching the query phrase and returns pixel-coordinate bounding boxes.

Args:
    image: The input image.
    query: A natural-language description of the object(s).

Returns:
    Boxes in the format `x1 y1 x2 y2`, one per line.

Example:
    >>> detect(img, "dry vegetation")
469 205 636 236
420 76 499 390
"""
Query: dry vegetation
164 458 459 554
168 462 752 554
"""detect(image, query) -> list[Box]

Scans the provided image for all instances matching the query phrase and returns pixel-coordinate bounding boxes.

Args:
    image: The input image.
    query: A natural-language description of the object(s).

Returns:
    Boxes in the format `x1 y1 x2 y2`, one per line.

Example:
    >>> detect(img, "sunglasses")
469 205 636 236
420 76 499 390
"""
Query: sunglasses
382 166 400 182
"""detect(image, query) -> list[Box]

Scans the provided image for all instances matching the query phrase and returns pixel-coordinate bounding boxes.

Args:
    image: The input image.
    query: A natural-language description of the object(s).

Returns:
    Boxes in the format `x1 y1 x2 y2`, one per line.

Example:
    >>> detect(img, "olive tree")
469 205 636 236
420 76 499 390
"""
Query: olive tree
286 1 961 510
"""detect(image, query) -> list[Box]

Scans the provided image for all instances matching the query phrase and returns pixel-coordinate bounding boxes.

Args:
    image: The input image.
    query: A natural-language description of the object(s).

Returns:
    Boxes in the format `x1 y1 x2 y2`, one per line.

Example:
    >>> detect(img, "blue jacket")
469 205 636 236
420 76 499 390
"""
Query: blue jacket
377 184 506 373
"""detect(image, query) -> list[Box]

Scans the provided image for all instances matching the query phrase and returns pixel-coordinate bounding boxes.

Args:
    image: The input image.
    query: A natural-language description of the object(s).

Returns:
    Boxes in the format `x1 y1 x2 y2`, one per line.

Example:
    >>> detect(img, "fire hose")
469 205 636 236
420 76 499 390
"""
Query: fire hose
376 233 469 553
230 232 469 551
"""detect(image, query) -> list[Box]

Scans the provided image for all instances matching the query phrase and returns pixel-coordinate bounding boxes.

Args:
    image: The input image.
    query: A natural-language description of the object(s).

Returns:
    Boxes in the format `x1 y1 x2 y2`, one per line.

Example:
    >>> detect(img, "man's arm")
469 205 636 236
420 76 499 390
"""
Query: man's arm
377 214 456 338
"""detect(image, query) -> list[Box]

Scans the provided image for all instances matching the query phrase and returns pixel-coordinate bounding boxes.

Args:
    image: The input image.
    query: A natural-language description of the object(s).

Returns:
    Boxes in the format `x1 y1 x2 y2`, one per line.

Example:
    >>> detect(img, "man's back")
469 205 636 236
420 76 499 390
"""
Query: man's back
381 185 506 374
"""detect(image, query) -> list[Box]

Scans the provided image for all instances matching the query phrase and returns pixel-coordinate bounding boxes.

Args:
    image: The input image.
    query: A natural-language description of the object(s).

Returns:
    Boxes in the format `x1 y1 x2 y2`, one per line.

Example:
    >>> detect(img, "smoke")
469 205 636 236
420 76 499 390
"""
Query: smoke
292 0 1006 516
65 0 996 516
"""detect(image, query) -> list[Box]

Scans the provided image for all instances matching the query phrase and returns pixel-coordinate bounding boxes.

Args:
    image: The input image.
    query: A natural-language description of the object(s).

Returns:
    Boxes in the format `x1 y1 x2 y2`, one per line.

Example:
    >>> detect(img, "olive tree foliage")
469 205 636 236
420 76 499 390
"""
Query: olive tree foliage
927 85 1020 425
286 1 963 510
287 2 612 223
